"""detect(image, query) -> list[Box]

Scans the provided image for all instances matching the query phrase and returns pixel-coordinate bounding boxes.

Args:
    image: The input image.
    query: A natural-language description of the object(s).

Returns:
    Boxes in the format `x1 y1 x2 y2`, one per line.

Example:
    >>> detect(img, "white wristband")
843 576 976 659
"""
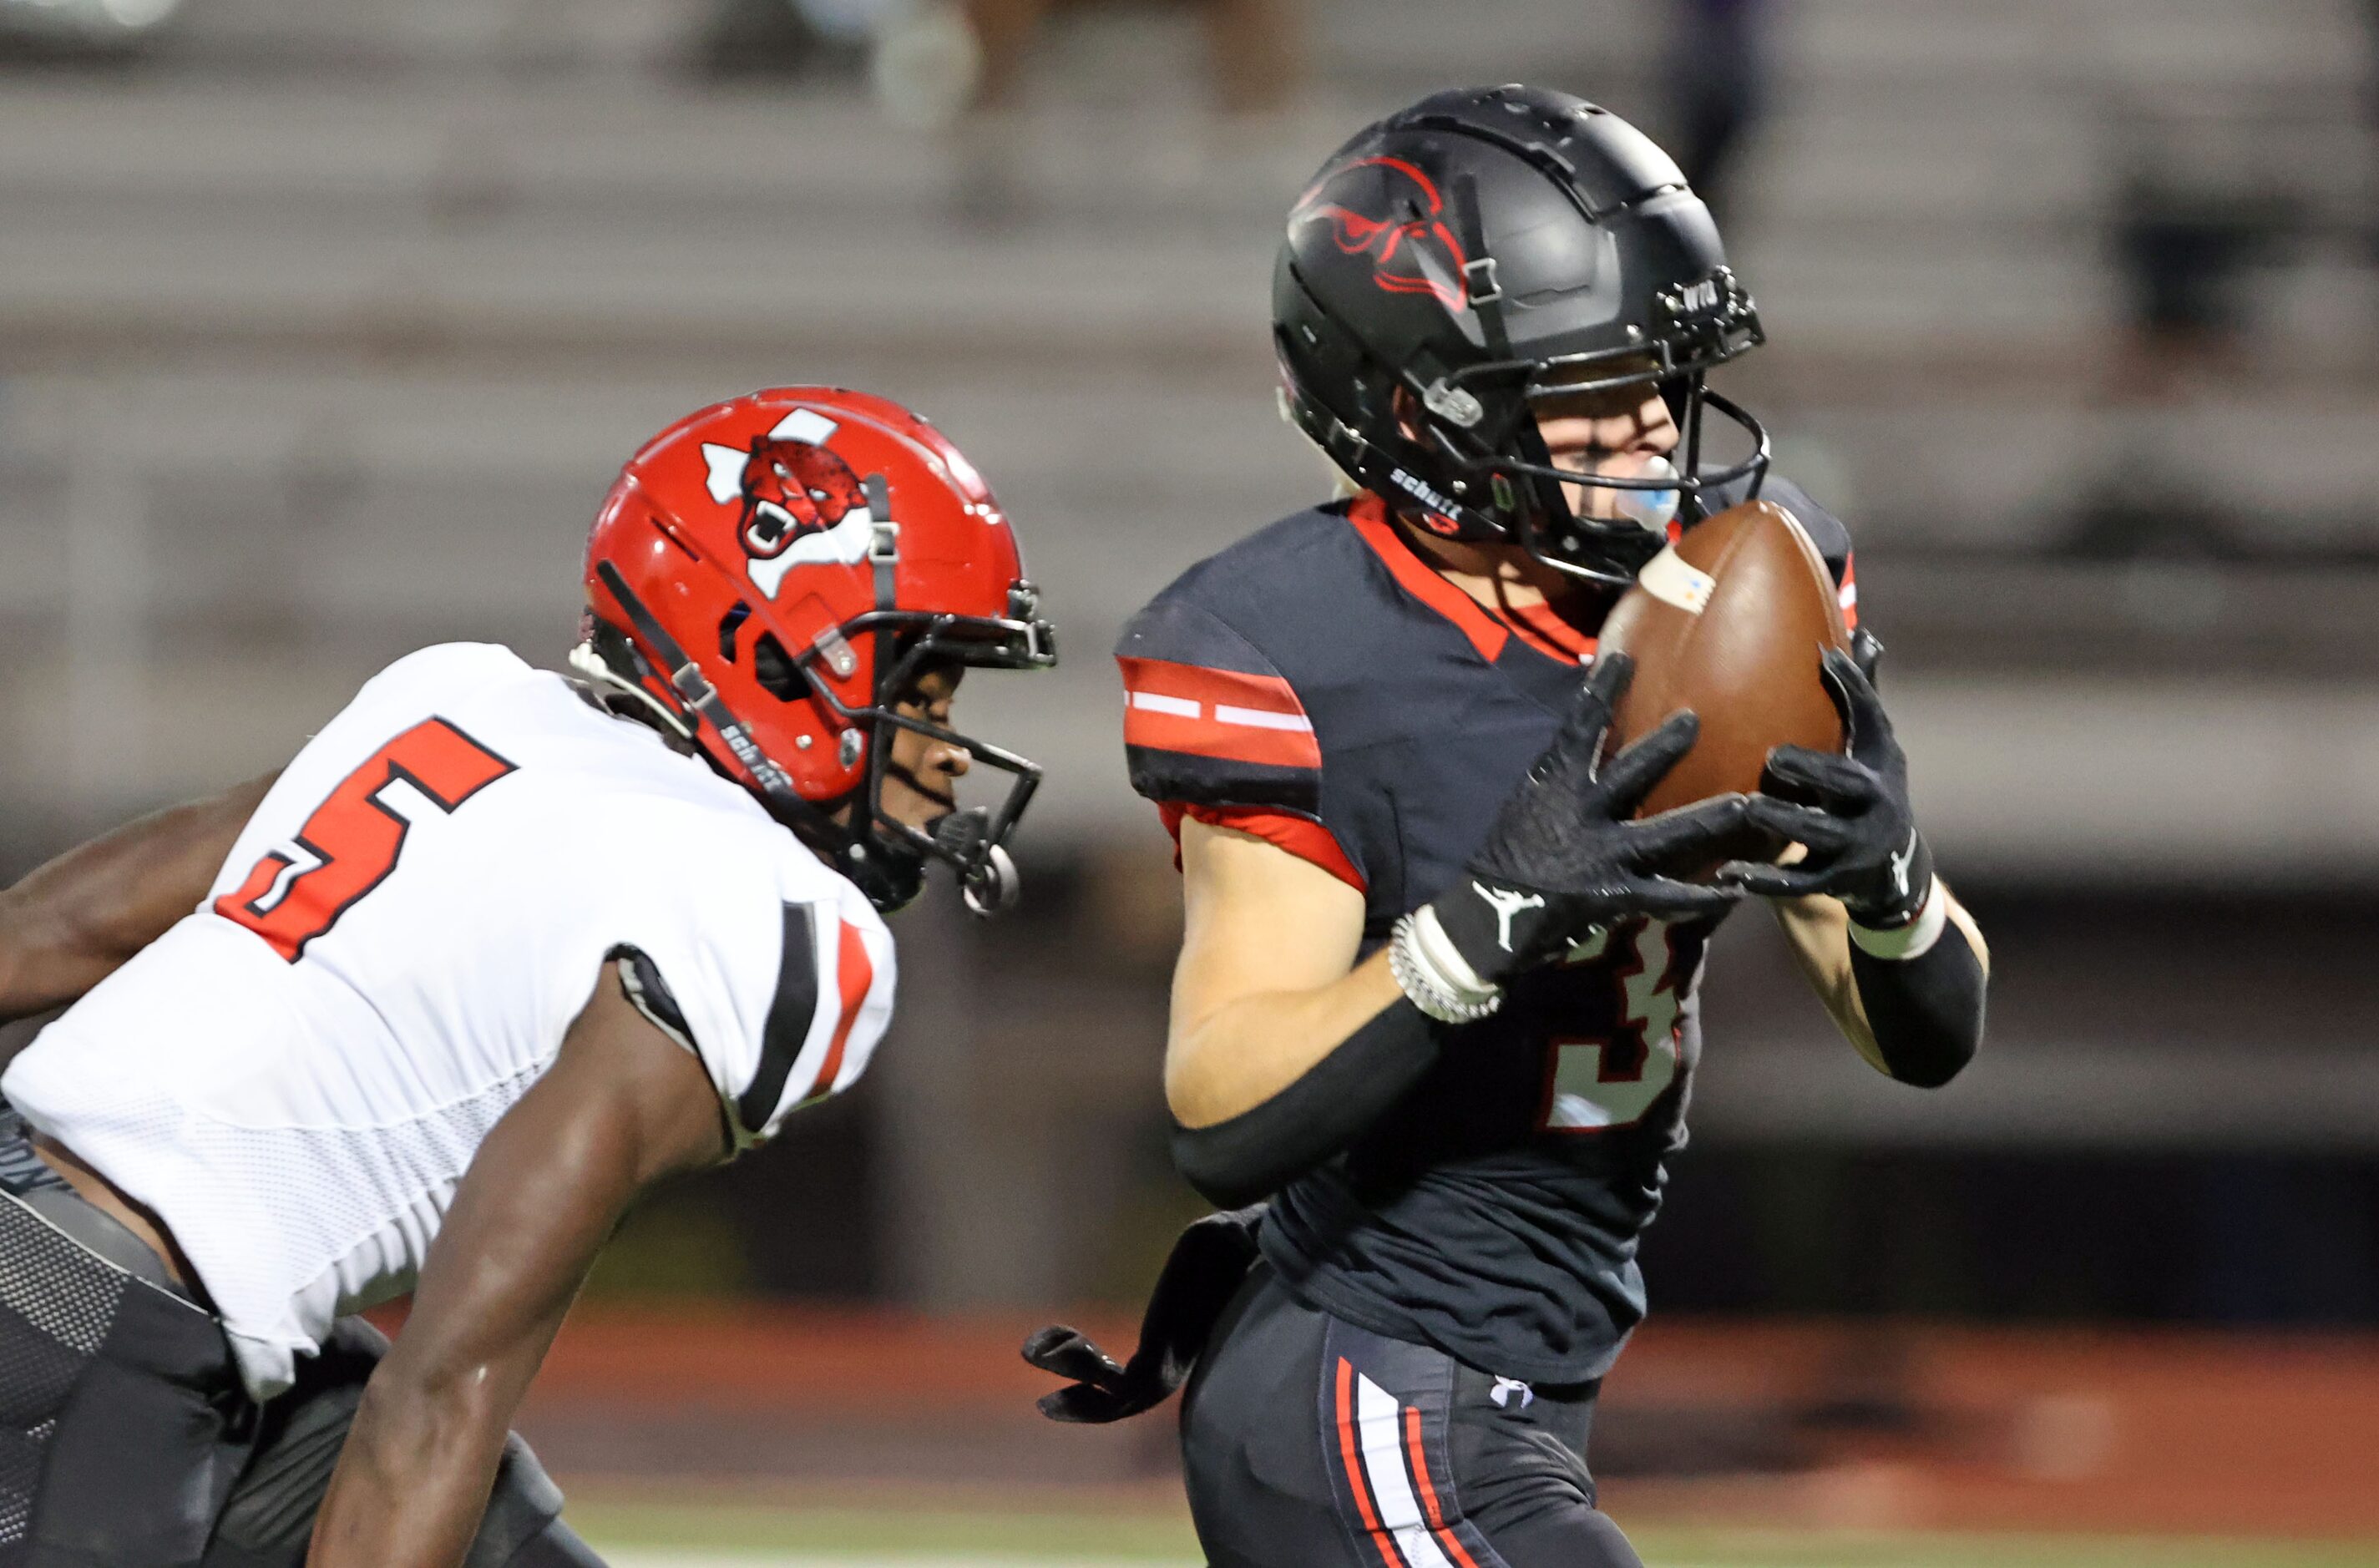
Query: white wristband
1408 903 1499 1001
1847 876 1947 960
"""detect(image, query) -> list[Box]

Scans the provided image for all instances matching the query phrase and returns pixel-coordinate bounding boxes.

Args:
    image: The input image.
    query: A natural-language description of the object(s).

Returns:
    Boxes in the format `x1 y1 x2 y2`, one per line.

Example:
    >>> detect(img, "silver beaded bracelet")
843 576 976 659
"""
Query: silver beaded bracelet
1389 911 1505 1024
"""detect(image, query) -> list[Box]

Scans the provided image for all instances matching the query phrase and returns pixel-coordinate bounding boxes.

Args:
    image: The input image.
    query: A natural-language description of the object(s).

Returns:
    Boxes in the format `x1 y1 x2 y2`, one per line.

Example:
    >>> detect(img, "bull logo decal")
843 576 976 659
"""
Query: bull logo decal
1291 154 1471 312
701 408 875 599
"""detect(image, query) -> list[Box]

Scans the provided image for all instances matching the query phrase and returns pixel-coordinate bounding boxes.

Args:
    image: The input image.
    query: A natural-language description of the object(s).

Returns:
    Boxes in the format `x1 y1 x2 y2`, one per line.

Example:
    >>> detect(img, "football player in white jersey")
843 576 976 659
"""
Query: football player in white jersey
0 387 1056 1566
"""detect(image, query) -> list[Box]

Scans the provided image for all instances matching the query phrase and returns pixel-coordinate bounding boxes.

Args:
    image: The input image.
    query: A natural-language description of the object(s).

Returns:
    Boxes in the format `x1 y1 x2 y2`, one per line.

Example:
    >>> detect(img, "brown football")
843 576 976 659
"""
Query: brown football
1596 499 1851 822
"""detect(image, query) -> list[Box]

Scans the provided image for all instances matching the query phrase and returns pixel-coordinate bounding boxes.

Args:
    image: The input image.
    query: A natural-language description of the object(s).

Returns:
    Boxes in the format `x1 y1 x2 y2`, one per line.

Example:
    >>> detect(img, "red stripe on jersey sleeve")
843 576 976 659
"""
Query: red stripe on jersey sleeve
802 920 874 1107
1117 655 1322 771
1837 551 1860 630
1157 802 1366 893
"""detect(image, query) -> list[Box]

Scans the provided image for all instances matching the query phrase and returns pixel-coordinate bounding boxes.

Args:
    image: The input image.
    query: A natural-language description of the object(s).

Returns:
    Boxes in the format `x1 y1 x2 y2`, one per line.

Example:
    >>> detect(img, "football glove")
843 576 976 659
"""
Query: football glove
1400 654 1748 1020
1718 631 1935 926
1022 1204 1264 1423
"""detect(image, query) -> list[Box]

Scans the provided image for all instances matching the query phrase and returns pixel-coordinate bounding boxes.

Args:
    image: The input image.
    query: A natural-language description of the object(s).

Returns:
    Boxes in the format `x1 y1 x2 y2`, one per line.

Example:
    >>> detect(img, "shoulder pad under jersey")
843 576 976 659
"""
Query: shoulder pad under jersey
1115 592 1322 819
607 816 895 1152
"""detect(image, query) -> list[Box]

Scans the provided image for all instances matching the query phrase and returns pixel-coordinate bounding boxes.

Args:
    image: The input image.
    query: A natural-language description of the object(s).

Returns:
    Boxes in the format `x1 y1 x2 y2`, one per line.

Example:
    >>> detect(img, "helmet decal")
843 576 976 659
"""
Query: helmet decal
1291 155 1470 313
701 408 874 597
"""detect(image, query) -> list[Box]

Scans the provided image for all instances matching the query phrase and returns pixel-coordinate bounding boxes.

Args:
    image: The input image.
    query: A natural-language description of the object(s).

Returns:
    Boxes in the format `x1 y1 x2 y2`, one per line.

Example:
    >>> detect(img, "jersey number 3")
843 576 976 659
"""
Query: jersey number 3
1538 919 1685 1133
215 718 517 963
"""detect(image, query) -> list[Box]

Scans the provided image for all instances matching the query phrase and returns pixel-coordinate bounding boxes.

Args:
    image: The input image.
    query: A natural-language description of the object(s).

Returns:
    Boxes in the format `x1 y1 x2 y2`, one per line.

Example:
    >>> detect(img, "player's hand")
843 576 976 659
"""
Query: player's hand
1425 653 1748 989
1717 632 1934 926
1024 1204 1264 1423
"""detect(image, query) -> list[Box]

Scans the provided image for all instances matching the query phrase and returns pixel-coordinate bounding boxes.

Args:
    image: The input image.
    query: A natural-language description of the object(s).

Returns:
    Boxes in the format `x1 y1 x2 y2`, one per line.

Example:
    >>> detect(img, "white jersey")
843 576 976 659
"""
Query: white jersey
3 643 894 1401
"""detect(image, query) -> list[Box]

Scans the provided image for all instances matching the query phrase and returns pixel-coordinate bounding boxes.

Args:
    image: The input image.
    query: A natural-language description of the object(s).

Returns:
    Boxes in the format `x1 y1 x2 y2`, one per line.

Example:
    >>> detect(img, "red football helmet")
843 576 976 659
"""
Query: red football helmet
579 387 1056 913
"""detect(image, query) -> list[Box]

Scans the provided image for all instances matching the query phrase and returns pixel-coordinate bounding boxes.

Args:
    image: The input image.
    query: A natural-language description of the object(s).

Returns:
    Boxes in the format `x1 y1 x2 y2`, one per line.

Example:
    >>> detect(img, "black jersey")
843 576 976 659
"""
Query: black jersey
1117 485 1855 1384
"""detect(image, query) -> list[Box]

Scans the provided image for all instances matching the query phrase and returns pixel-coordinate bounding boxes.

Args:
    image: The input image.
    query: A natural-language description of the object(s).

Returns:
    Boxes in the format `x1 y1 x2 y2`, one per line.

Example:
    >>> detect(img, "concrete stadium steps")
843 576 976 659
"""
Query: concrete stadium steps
1779 0 2366 92
0 208 1275 364
129 0 2373 97
12 362 2379 635
5 0 2367 368
146 0 683 73
14 363 2379 611
1784 388 2379 551
0 367 1316 609
0 79 1330 227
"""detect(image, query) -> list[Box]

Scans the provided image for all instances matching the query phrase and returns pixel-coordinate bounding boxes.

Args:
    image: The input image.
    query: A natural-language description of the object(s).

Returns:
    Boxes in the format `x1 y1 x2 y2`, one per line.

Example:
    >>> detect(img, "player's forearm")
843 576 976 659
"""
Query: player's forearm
1778 887 1987 1085
0 777 272 1022
1167 953 1435 1206
1164 949 1405 1127
310 1375 513 1568
0 873 133 1024
312 979 723 1563
1844 887 1987 1087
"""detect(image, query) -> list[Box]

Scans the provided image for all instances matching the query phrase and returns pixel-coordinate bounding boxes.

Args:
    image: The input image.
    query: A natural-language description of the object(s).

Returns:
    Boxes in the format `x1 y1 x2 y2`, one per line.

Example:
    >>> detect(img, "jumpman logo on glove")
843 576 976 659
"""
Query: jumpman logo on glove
1472 883 1546 953
1889 829 1919 903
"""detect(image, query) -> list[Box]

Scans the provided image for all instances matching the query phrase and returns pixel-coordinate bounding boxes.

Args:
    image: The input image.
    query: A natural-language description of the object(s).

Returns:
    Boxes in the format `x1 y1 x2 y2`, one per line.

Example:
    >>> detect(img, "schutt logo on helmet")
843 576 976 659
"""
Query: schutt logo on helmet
1291 155 1472 313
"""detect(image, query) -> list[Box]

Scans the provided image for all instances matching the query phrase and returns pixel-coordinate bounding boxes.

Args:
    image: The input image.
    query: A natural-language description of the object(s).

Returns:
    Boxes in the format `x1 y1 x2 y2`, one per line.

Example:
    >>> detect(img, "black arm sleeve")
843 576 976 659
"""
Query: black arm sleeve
1170 999 1440 1208
1847 922 1987 1089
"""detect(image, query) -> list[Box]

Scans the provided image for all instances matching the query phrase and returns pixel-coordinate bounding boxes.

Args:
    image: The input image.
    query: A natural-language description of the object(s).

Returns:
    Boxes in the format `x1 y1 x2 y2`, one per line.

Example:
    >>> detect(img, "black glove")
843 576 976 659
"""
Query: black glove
1022 1204 1265 1423
1421 653 1749 993
1718 631 1934 926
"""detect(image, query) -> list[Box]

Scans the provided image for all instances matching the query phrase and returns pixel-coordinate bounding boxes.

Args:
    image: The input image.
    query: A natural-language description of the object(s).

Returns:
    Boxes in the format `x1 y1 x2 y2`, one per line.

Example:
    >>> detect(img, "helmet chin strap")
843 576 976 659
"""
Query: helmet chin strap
593 559 911 910
595 561 804 807
595 560 1023 918
565 639 696 743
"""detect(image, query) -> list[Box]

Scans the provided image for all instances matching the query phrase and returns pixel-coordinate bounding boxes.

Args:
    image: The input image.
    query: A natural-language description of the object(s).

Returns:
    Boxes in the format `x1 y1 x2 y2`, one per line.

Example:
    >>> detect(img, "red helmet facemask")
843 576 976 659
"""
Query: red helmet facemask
580 388 1057 914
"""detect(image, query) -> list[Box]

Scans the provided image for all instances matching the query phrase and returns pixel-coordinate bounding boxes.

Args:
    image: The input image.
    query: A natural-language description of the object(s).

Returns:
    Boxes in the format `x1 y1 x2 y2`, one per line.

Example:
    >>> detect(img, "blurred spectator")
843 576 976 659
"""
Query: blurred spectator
0 0 180 59
1664 0 1775 232
2063 113 2300 559
2366 0 2379 268
694 0 1304 137
695 0 888 80
947 0 1303 118
2108 167 2290 401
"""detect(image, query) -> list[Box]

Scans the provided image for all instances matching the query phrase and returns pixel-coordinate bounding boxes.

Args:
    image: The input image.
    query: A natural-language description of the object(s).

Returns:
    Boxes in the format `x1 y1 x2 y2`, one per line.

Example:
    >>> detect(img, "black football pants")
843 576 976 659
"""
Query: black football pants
0 1122 599 1567
1179 1262 1644 1568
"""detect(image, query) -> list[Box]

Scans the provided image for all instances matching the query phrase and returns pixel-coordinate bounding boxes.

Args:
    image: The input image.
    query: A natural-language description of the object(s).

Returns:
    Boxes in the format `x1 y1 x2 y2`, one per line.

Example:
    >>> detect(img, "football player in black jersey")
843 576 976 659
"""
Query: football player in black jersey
1026 86 1990 1568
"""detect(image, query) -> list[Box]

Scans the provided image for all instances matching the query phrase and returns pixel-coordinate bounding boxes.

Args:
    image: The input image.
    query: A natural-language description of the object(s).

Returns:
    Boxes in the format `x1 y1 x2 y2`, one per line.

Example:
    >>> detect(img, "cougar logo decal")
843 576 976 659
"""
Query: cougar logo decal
704 420 866 561
700 407 876 598
1291 155 1470 312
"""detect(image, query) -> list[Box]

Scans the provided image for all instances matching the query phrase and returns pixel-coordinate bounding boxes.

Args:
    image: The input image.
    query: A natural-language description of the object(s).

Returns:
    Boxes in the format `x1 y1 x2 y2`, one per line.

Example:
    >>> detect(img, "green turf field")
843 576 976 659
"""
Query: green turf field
575 1502 2379 1567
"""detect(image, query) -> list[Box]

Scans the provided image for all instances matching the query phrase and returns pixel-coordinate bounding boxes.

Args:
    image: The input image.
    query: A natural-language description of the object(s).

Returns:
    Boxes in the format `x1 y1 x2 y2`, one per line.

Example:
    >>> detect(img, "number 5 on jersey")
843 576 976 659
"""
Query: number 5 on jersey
215 718 518 962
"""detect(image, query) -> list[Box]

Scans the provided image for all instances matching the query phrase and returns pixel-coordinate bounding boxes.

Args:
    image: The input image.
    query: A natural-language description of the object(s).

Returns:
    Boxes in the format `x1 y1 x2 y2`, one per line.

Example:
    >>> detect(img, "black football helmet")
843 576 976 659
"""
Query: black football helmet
1274 84 1770 586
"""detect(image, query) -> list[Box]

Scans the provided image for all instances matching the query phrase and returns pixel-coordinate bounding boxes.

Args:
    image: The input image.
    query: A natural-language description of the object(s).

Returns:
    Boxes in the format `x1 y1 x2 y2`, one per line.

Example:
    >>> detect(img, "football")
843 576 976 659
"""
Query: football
1596 499 1852 818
